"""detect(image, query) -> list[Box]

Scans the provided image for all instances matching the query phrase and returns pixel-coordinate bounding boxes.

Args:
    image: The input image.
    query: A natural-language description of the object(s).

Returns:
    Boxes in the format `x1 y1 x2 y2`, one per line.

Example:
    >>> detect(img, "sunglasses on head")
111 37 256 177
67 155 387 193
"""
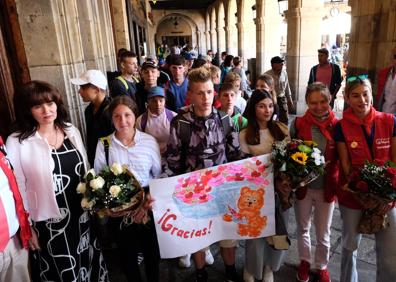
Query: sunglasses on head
346 74 368 82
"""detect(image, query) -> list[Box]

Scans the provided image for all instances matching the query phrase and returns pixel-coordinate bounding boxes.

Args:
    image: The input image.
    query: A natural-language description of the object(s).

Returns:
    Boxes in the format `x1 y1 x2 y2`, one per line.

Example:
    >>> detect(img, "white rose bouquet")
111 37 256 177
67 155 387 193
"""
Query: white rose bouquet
77 163 144 216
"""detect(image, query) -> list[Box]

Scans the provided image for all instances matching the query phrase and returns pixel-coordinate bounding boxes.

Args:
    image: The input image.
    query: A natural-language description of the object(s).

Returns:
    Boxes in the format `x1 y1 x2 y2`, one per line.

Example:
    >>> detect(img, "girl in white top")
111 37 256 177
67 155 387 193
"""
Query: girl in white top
94 96 161 282
239 89 290 282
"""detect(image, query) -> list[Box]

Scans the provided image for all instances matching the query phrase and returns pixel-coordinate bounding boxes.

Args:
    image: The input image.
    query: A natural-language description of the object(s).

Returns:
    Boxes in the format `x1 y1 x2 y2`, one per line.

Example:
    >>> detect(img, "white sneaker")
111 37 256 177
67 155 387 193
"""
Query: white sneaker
243 269 255 282
204 249 214 265
262 265 274 282
178 254 191 268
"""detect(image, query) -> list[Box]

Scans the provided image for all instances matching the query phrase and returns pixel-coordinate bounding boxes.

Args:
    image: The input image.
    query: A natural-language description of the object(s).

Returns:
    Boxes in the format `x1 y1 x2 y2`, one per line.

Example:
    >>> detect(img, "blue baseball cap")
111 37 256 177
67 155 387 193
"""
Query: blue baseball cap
147 86 165 99
184 52 194 61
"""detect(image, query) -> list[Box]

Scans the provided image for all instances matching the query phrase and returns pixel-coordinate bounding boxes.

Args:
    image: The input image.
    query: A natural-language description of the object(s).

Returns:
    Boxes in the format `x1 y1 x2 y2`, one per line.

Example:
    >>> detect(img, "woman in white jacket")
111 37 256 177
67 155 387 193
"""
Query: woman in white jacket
6 81 108 282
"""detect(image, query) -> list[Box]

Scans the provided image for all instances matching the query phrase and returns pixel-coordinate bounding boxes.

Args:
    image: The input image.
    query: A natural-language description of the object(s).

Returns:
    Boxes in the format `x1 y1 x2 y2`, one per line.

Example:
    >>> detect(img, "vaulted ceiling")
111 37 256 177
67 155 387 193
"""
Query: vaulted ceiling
149 0 217 10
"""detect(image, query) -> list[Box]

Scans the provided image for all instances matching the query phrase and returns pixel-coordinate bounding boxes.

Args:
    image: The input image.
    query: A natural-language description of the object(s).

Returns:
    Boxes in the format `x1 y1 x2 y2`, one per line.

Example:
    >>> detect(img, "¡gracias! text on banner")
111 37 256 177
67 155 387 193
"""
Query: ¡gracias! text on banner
157 209 213 239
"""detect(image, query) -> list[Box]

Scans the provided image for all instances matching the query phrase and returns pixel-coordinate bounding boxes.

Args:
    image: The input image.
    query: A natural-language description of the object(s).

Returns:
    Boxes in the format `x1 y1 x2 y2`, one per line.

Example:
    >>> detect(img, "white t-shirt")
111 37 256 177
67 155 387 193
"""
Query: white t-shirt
0 169 19 238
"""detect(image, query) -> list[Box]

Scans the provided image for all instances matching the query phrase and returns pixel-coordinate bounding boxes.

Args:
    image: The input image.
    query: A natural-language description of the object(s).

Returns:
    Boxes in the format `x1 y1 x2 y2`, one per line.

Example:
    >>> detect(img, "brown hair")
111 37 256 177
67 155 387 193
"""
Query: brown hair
12 80 69 141
120 51 137 63
256 74 277 104
108 96 139 118
224 72 241 85
219 83 237 96
244 89 287 145
187 67 212 91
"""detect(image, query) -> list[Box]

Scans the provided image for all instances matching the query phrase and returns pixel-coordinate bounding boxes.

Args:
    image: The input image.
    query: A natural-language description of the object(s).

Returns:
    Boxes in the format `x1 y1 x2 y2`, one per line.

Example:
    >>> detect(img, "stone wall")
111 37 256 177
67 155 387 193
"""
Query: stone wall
15 0 116 134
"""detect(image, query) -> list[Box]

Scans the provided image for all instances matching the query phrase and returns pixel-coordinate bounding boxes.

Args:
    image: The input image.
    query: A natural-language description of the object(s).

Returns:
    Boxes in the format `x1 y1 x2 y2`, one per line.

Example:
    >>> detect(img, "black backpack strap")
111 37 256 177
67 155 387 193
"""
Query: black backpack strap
178 118 191 148
99 135 111 166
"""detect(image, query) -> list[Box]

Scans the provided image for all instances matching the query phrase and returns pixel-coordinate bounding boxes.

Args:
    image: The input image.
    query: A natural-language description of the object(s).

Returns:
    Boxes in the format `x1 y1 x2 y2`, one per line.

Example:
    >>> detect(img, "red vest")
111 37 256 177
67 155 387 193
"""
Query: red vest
339 111 394 208
295 114 339 202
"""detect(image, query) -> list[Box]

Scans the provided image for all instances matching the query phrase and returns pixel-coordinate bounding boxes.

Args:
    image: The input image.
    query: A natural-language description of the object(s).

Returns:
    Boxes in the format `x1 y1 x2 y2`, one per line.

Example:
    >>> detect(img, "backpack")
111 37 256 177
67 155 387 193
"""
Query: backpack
178 110 232 147
140 109 174 132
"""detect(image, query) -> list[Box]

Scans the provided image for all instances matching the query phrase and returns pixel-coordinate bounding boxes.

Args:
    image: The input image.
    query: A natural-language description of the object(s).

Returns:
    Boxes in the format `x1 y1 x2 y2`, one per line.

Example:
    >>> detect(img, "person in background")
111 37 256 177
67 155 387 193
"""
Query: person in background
290 83 339 282
335 77 396 282
265 56 294 124
376 46 396 113
219 82 248 132
110 51 139 99
239 89 290 282
6 80 108 281
184 52 195 72
163 67 242 282
135 60 176 114
255 74 279 120
0 136 31 282
224 72 247 114
135 86 177 155
71 69 114 167
221 55 234 84
232 56 250 95
168 54 189 110
308 48 342 108
94 96 161 282
202 55 213 68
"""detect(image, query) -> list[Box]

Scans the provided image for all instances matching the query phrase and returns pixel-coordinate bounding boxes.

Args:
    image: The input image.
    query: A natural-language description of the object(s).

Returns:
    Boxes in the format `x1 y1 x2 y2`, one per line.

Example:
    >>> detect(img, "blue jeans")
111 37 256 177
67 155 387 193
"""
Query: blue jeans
339 205 396 282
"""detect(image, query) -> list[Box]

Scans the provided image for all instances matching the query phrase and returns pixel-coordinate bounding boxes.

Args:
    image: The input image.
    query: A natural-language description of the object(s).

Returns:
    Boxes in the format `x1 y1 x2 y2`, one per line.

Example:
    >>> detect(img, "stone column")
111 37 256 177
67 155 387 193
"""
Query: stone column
210 28 217 54
347 0 396 87
255 0 282 76
224 26 232 54
236 22 245 60
216 27 226 57
284 0 324 114
205 31 211 52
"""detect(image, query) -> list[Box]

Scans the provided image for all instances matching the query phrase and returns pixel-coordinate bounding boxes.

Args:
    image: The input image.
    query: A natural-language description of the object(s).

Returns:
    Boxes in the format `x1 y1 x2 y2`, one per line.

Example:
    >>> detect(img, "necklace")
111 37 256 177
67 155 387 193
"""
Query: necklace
48 129 58 148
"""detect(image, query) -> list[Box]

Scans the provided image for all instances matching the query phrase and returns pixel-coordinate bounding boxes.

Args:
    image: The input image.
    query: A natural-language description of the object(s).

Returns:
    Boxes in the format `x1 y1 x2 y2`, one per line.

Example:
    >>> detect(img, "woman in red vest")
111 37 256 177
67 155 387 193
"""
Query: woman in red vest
291 82 339 282
334 77 396 282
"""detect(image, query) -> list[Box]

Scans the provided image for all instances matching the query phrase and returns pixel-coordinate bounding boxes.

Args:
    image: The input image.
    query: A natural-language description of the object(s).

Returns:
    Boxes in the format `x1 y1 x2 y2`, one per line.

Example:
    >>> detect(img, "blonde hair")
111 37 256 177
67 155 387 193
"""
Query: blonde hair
345 78 372 99
187 67 212 90
209 65 221 80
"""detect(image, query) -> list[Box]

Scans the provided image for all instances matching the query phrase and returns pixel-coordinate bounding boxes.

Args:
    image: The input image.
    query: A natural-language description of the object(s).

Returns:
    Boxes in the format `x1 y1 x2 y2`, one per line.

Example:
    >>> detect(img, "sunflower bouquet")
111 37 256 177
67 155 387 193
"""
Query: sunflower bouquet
271 139 326 210
343 160 396 234
77 163 145 219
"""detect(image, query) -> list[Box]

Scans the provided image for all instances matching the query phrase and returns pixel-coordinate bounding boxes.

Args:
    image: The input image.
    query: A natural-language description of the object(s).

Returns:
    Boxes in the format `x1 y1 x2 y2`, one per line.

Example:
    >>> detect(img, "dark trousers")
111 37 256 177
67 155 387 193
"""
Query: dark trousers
115 214 160 282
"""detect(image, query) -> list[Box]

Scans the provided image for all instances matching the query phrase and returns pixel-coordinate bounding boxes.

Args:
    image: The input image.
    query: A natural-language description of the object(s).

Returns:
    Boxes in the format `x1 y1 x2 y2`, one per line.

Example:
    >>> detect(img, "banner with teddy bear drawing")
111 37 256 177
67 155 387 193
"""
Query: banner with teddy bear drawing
149 154 276 258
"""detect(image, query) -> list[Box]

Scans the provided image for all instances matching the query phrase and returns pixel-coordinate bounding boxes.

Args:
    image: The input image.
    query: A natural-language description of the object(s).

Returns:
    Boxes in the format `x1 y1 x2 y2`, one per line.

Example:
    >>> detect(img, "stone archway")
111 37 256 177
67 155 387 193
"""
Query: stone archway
156 15 193 49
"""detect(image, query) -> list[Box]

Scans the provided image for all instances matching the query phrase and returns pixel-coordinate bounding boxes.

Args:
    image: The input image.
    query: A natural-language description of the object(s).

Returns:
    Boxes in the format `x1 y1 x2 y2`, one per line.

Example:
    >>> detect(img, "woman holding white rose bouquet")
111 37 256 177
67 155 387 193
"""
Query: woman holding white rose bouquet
6 81 108 281
94 96 162 282
290 82 339 282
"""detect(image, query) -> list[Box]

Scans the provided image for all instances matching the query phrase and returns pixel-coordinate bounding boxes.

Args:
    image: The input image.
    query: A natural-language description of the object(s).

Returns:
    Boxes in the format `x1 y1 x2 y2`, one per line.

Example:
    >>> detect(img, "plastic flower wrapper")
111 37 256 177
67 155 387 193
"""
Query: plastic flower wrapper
343 160 396 234
271 139 326 210
77 163 145 222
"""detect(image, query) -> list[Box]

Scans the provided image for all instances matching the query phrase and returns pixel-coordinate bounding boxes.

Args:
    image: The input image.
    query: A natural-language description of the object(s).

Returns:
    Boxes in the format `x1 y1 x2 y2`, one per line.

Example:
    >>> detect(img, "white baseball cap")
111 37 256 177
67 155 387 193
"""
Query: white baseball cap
70 69 107 90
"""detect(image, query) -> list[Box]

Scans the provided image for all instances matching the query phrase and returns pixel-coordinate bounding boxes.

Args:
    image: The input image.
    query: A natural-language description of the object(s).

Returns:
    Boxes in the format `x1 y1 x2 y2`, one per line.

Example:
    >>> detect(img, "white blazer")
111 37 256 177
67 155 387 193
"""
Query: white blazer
6 124 88 222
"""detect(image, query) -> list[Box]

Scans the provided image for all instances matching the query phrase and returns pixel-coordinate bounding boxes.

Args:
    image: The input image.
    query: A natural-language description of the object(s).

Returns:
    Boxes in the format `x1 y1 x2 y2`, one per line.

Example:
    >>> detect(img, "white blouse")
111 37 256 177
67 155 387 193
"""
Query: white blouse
94 130 161 187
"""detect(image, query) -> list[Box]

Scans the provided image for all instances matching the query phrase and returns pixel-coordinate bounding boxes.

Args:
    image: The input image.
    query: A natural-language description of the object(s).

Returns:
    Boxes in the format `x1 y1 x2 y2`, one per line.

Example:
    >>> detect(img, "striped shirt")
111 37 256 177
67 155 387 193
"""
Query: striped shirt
94 130 161 187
